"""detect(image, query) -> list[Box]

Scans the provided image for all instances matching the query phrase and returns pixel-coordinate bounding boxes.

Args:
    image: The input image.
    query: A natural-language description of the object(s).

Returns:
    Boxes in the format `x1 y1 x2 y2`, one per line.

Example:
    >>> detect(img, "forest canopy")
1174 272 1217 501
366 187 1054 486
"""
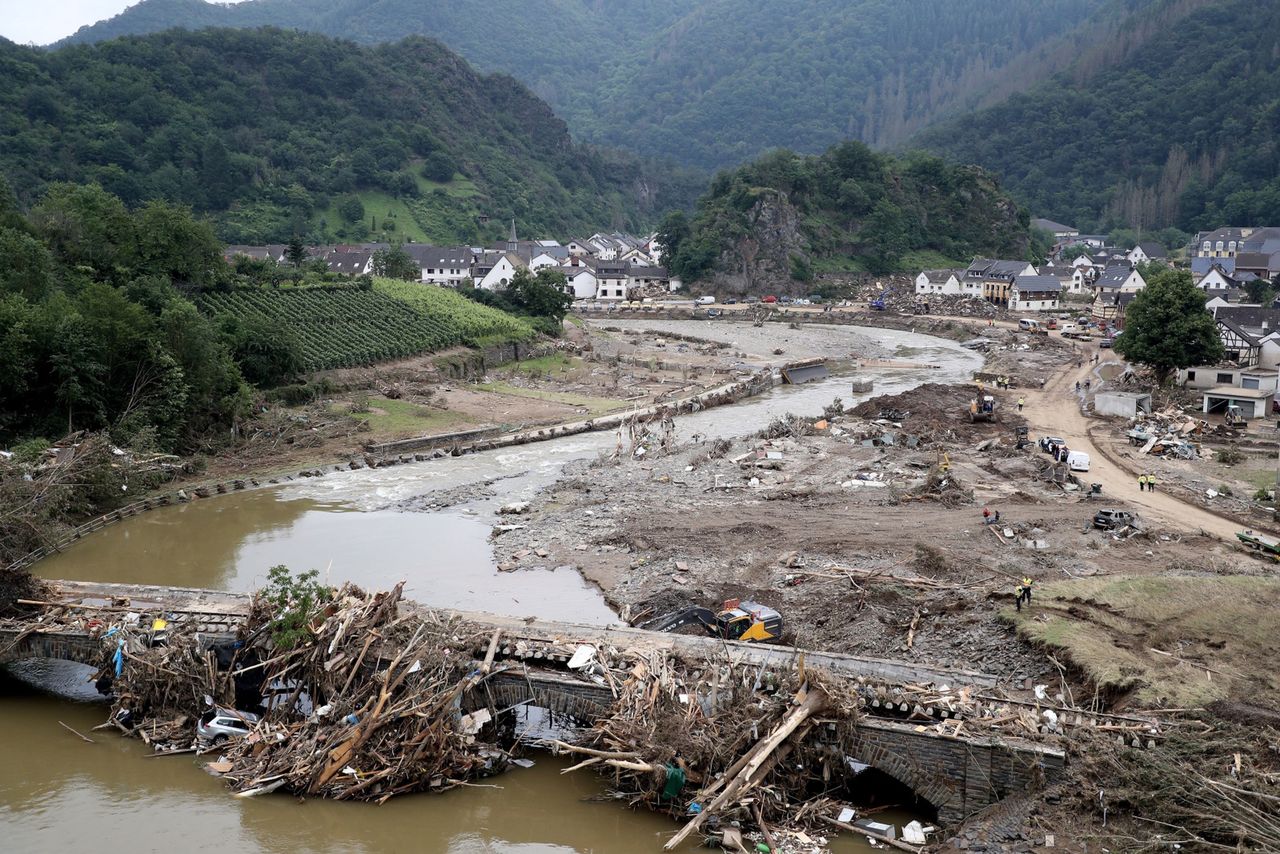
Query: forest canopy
0 28 698 244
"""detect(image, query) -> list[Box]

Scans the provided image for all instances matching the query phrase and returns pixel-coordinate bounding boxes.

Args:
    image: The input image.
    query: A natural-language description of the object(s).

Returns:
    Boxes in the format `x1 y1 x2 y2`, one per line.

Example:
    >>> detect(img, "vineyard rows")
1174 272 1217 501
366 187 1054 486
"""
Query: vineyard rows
374 278 534 342
199 285 530 372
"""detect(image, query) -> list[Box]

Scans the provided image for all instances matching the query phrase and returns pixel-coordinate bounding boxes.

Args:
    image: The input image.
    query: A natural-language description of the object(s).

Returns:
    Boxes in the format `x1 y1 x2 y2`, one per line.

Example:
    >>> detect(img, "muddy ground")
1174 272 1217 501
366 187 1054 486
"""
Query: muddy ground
492 379 1231 685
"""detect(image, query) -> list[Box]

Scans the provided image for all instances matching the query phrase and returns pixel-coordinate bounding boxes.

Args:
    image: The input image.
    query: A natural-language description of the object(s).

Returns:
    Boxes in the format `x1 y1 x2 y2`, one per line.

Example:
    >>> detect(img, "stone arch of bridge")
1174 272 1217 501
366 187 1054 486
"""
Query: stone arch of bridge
841 736 955 821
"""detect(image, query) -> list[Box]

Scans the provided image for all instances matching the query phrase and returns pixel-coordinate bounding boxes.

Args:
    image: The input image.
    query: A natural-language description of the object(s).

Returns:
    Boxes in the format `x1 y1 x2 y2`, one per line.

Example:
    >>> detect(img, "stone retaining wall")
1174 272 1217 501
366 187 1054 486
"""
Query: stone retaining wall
8 369 773 574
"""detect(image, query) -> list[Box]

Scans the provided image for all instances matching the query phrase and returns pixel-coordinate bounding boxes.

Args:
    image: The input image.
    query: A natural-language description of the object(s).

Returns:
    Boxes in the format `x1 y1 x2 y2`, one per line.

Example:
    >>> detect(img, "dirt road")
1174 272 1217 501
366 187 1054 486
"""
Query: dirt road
1021 347 1240 540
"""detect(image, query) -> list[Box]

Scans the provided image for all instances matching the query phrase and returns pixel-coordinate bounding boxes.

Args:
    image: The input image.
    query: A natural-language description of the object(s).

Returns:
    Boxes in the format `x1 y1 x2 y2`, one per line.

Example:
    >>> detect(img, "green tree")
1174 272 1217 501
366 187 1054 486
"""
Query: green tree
337 194 365 224
657 210 690 273
1243 278 1275 306
31 183 135 278
285 235 308 268
132 200 224 287
507 268 573 321
0 294 35 435
1113 268 1224 384
0 228 54 301
420 151 457 183
371 245 418 280
219 314 303 388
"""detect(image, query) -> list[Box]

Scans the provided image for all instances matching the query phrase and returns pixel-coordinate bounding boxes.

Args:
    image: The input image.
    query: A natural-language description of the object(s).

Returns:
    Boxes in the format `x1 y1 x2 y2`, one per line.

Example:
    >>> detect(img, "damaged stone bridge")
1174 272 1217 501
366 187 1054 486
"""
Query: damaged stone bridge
2 580 1065 823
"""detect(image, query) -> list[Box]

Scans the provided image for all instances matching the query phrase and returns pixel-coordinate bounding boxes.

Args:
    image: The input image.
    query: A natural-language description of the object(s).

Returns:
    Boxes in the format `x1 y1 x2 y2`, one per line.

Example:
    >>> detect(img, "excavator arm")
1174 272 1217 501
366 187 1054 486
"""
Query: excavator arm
641 607 718 634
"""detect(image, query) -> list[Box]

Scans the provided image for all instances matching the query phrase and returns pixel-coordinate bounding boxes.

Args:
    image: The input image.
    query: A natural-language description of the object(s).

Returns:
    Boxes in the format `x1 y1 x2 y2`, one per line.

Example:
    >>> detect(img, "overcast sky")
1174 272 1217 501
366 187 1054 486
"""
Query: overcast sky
0 0 247 45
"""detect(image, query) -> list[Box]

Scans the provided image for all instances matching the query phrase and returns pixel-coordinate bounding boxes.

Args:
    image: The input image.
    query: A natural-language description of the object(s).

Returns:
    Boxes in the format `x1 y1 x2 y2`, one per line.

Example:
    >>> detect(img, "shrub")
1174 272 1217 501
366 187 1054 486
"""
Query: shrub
261 565 334 651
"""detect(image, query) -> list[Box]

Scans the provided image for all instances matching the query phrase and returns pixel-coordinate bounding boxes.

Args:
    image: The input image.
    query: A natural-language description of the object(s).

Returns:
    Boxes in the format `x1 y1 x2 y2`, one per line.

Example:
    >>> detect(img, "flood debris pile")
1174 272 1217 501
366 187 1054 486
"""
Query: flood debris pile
97 580 516 800
1074 722 1280 852
547 651 882 849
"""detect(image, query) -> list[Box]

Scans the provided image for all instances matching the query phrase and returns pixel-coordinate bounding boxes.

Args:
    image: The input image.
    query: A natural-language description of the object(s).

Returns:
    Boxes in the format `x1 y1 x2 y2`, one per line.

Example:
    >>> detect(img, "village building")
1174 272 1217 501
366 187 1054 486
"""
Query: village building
1031 218 1078 241
913 269 962 295
400 245 473 286
1125 242 1168 265
1234 227 1280 279
1194 227 1253 259
324 249 373 276
1007 274 1061 311
964 258 1036 305
1094 265 1147 294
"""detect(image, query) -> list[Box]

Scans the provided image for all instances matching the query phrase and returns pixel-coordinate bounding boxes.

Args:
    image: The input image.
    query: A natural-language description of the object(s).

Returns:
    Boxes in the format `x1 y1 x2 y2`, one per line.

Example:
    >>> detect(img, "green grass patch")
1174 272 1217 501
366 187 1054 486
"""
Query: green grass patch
811 254 869 274
1009 575 1280 708
473 381 627 416
320 191 432 243
334 398 472 435
504 354 575 376
899 249 967 271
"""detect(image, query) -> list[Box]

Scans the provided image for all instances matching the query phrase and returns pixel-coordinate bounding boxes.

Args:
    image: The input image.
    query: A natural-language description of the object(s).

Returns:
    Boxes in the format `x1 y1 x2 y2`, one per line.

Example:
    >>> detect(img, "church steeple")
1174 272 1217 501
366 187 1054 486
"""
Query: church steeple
507 219 518 252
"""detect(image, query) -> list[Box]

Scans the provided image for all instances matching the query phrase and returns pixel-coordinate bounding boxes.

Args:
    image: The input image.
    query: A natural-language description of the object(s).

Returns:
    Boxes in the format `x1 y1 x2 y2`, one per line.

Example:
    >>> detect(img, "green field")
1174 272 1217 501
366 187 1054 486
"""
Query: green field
334 398 472 435
199 283 533 373
374 278 534 344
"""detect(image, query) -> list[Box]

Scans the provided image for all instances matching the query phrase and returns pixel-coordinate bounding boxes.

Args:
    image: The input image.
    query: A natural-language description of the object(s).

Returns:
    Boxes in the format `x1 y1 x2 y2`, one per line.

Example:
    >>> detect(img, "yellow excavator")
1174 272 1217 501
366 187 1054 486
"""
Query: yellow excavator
642 599 783 643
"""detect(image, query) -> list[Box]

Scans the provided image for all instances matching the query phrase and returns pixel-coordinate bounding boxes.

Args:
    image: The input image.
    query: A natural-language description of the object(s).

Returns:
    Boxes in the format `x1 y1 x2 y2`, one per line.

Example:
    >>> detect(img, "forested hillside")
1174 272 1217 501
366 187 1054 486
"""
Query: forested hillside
0 28 696 243
63 0 1126 169
916 0 1280 233
0 177 543 452
660 143 1030 290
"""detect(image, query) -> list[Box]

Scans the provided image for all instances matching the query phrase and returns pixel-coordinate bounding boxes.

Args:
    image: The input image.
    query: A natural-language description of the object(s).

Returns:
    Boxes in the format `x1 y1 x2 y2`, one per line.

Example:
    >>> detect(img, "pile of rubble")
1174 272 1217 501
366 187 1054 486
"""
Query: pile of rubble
1123 409 1220 460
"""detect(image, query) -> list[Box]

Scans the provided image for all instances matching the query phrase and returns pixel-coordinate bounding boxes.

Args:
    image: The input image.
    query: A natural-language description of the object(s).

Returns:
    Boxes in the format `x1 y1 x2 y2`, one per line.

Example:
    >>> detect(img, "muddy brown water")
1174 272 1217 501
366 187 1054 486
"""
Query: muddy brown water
8 324 978 851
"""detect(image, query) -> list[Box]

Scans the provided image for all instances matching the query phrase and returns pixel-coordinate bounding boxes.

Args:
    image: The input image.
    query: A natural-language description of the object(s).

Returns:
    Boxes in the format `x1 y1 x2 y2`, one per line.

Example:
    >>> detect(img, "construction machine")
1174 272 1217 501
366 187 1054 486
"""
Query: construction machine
1225 405 1248 428
1013 425 1031 450
968 394 998 423
641 599 783 643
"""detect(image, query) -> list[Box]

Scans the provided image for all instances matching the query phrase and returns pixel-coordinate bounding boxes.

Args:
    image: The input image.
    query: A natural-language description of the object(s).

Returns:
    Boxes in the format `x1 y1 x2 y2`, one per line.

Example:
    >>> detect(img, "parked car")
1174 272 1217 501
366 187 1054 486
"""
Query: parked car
197 707 261 745
1093 509 1137 530
726 298 738 304
1099 338 1114 348
696 295 716 305
1066 450 1091 472
779 296 793 304
743 296 760 304
762 295 778 303
705 308 722 318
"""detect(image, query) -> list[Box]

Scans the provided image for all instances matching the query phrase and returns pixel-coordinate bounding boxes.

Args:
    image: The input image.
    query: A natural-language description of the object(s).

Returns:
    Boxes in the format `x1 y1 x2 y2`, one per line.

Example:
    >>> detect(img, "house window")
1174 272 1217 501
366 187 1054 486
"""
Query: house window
1216 241 1224 251
1203 241 1211 252
1243 377 1260 389
1229 241 1237 251
1217 372 1234 384
1186 370 1196 381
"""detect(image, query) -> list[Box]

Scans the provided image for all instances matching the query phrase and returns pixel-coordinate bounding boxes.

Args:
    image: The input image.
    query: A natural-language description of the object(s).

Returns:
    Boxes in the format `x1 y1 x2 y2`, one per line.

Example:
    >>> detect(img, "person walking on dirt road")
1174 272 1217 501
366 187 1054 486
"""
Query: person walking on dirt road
1017 396 1025 412
1148 474 1157 492
1138 474 1147 491
1014 582 1025 612
1021 577 1033 606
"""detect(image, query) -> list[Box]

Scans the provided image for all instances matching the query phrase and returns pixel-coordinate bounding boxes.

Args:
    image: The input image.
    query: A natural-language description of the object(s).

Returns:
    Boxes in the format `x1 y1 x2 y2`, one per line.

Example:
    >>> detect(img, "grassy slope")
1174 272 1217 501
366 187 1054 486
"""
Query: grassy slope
373 278 535 344
1008 575 1280 708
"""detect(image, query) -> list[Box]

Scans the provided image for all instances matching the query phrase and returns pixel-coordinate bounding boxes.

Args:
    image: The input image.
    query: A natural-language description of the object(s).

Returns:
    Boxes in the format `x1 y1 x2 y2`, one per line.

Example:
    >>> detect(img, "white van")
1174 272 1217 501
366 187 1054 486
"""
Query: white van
1066 451 1090 472
696 296 716 305
1018 318 1040 331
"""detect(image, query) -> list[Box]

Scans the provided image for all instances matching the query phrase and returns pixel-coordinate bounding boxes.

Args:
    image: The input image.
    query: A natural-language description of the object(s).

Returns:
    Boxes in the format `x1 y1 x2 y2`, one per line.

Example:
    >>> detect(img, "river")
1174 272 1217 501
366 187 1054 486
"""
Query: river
5 322 981 852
